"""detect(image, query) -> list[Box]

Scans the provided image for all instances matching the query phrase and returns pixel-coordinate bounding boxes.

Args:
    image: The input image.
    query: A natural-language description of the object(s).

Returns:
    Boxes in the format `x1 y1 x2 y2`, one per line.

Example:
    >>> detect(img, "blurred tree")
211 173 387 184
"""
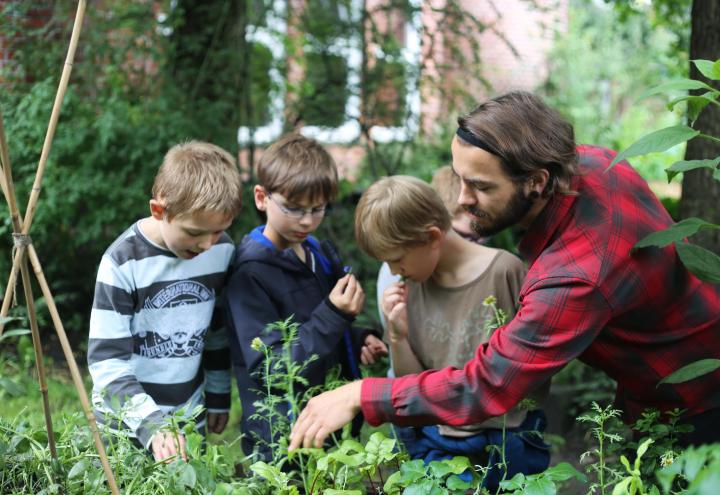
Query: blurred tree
680 0 720 252
603 0 719 253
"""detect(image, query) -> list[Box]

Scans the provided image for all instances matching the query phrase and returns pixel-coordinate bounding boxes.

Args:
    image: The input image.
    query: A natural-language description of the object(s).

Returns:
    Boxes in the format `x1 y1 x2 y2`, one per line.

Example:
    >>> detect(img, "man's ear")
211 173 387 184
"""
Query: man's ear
149 198 166 220
526 170 550 197
254 185 268 211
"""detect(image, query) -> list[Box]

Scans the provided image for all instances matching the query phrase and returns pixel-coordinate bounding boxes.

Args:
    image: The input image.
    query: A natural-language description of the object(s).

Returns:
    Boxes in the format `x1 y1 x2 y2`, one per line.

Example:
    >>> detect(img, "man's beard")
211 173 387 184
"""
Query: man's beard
466 185 535 237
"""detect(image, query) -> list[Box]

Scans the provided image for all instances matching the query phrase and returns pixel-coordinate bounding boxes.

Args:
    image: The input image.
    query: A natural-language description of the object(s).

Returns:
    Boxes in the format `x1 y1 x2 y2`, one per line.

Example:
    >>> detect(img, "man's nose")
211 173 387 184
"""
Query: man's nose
457 182 475 206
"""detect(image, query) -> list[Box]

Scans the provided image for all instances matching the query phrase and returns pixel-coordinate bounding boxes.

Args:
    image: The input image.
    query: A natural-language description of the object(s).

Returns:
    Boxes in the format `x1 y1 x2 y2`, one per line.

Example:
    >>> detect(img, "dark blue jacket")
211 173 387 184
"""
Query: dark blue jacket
225 226 369 460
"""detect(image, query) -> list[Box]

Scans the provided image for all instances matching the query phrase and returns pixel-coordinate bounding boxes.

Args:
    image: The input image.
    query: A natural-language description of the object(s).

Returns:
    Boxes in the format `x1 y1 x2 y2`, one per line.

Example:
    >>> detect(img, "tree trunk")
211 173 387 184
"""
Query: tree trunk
680 0 720 251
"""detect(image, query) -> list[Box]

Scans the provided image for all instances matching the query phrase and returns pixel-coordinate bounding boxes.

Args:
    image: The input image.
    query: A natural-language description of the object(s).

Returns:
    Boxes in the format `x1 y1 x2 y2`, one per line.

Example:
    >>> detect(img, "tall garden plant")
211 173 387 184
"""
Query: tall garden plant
609 58 720 382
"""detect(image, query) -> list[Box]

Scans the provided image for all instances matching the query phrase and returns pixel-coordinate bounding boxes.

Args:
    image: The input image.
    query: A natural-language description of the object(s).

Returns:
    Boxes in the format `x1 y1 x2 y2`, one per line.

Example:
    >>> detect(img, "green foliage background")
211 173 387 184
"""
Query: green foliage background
0 0 690 354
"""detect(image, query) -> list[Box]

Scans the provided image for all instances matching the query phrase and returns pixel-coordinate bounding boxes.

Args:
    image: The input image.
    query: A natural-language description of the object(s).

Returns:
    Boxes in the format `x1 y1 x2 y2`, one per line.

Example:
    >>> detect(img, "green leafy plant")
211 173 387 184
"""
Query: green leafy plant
578 402 626 495
498 462 586 495
613 438 659 495
383 456 478 495
655 443 720 495
611 58 720 285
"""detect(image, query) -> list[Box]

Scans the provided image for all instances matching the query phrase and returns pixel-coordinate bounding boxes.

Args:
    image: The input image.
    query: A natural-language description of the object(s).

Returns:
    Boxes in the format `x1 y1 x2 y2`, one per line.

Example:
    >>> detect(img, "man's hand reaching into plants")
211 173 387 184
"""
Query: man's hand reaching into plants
289 380 363 450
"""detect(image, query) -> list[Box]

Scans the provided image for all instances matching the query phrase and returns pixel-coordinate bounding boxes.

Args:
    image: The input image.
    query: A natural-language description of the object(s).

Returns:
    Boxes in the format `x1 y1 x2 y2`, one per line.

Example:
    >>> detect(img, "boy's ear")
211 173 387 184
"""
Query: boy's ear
427 226 444 248
254 185 268 212
149 198 166 220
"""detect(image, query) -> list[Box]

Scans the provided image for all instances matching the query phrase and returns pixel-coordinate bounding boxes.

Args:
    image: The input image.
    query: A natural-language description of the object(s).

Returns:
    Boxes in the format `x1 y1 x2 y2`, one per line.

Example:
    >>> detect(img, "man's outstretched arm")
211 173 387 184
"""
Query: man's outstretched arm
290 276 610 449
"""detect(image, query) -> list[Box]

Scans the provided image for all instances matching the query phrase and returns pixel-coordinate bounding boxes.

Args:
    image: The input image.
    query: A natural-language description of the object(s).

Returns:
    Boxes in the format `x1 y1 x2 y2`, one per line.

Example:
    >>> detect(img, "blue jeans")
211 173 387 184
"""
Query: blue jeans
394 409 550 490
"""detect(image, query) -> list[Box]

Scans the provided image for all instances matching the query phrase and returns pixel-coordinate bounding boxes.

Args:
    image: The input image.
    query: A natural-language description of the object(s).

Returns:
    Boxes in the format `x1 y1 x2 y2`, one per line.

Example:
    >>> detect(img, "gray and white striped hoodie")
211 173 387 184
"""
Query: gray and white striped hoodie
88 222 233 448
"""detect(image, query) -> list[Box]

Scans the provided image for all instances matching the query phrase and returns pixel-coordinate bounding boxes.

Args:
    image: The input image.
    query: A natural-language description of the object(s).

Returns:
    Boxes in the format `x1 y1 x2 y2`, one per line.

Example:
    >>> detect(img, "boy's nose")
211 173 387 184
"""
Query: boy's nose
197 235 214 251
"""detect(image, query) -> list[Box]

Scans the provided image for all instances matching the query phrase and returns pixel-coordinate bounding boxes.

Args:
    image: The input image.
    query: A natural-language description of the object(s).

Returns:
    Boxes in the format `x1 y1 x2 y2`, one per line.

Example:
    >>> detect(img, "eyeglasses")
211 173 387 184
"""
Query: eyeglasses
267 193 329 219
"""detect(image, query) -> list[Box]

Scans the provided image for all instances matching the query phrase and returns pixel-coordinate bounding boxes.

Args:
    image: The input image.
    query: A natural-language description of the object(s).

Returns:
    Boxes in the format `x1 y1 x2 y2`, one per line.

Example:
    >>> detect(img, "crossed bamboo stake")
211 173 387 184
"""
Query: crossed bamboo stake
0 1 119 493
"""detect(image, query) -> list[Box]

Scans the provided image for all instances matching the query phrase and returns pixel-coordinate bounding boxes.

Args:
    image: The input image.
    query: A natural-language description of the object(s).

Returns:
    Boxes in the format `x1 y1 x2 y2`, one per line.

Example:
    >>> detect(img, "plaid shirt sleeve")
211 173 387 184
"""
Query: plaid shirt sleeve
361 275 611 427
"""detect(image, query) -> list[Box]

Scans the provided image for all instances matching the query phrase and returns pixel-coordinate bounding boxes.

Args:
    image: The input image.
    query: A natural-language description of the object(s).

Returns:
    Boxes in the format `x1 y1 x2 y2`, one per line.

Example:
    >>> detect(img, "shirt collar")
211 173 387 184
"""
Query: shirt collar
518 177 579 265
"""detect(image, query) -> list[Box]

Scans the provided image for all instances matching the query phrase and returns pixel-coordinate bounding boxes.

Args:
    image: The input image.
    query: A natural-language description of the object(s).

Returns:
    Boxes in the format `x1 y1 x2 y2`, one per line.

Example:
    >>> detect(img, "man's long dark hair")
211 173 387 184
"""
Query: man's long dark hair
458 91 579 197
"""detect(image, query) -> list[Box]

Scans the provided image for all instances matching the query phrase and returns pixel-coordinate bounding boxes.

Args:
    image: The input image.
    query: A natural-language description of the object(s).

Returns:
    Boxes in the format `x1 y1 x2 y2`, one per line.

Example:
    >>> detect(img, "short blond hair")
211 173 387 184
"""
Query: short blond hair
257 133 338 203
430 165 462 216
152 141 243 219
355 175 451 259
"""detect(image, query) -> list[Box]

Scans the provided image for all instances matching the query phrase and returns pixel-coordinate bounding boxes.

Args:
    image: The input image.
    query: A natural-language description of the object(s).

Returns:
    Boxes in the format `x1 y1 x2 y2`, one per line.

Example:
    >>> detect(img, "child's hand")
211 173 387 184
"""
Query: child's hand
329 274 365 316
360 334 388 365
207 412 229 434
382 283 408 343
151 430 187 462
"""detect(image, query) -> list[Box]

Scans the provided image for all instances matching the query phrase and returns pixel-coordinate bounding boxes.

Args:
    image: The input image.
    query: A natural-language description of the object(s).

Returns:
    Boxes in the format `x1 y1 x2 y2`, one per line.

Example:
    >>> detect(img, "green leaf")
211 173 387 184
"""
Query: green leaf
0 316 21 326
665 158 720 182
633 218 720 250
399 459 428 483
637 438 654 459
542 462 587 482
609 125 699 169
612 478 632 495
500 473 526 490
639 79 713 99
177 463 197 489
688 94 715 124
442 456 472 475
428 460 452 478
620 455 631 472
250 461 282 483
693 59 720 81
446 475 473 490
323 490 363 495
0 377 25 397
383 470 403 494
676 242 720 283
658 359 720 386
0 328 30 342
524 477 556 495
68 458 91 479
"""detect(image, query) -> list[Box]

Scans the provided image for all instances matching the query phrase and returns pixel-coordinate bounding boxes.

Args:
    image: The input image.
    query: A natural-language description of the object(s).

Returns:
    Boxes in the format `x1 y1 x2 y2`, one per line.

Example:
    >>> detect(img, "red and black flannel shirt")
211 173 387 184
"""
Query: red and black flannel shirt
362 145 720 427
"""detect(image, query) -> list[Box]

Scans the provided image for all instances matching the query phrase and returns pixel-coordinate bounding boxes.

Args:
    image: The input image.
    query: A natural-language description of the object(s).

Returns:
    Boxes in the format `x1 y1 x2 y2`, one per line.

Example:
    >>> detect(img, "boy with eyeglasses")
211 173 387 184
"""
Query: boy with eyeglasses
225 133 387 461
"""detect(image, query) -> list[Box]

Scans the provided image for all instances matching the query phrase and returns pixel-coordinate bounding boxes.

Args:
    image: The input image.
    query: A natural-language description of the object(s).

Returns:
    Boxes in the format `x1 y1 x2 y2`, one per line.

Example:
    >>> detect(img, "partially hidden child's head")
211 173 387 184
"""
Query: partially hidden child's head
355 176 451 281
431 165 484 243
150 141 242 259
254 133 338 248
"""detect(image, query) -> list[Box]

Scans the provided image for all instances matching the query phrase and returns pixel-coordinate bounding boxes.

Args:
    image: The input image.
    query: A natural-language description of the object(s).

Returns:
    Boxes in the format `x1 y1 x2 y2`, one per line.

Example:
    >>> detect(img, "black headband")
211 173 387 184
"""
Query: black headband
456 127 498 156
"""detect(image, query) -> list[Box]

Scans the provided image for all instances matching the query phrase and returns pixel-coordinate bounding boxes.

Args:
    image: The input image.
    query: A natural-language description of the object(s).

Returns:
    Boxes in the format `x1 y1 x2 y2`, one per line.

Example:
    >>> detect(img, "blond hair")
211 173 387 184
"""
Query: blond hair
152 141 243 219
257 133 338 203
430 165 462 216
355 175 451 259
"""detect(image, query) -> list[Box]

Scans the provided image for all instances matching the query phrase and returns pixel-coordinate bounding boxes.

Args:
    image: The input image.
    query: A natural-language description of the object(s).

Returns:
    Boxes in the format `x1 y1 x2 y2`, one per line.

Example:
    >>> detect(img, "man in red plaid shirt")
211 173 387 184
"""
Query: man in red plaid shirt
289 91 720 450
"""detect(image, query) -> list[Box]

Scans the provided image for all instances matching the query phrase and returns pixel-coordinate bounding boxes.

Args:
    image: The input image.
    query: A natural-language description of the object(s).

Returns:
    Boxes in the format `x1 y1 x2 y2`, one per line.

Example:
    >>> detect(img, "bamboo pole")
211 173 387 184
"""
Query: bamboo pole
20 0 86 236
0 0 88 333
0 2 121 492
19 255 57 458
0 110 57 458
0 107 23 335
27 244 120 495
